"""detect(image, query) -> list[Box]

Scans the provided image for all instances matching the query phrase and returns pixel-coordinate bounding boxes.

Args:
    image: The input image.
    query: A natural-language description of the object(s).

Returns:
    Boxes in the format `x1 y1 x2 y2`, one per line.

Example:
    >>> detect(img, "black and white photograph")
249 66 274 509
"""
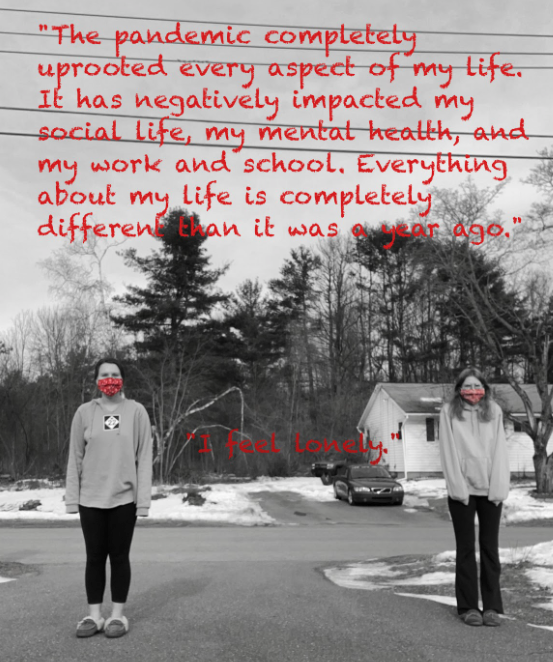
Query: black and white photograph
1 0 553 660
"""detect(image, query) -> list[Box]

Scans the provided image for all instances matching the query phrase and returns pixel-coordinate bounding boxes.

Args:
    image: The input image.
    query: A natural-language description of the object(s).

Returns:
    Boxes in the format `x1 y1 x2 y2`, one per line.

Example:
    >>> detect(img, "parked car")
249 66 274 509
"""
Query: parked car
311 456 357 484
333 465 404 506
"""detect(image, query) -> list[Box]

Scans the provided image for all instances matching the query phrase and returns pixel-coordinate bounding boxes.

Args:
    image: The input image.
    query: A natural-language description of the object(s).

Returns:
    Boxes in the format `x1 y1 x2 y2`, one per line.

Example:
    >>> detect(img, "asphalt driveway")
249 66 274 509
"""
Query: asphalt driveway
1 523 553 662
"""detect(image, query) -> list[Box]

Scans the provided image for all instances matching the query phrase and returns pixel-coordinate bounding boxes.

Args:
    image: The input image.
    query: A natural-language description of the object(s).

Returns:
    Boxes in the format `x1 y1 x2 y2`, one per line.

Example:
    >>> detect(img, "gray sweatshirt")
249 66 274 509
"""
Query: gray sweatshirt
439 400 510 506
65 398 152 516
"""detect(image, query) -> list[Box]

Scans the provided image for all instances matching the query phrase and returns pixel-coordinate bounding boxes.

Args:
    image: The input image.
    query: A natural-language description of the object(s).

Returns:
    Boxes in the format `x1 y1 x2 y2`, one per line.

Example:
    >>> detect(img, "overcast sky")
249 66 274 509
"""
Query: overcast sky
1 0 551 333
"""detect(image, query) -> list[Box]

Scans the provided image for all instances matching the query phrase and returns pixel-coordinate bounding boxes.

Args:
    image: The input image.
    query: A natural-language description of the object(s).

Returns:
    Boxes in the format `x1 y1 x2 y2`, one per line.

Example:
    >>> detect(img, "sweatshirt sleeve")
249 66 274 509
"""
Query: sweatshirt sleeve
439 406 470 505
488 405 510 505
135 404 153 517
65 408 85 514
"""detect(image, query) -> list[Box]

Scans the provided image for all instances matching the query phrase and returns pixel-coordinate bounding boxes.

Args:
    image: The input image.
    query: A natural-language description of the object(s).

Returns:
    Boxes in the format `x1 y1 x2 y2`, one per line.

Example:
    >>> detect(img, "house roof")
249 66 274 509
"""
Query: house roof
492 384 548 415
379 384 450 414
371 383 547 416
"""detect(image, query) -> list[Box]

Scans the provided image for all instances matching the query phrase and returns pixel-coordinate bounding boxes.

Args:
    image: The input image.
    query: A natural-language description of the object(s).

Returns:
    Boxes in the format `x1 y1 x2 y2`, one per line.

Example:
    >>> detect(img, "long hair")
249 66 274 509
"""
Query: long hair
449 367 493 422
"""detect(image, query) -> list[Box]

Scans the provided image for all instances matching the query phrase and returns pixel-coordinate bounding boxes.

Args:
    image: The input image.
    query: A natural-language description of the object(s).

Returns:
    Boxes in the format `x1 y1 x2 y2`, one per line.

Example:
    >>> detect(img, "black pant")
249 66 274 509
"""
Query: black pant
448 496 503 614
79 502 137 604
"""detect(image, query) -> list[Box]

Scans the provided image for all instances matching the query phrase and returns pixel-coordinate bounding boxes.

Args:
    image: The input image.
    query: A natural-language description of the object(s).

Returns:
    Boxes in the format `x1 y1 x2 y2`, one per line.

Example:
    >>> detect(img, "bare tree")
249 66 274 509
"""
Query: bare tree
135 338 244 482
39 233 124 353
426 180 553 492
523 146 553 252
313 236 362 394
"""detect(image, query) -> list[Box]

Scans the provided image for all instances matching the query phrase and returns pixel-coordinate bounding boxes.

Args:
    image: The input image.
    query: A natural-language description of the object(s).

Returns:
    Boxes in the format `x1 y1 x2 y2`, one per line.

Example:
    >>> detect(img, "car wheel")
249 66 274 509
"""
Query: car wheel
333 483 341 500
347 489 356 506
320 474 332 485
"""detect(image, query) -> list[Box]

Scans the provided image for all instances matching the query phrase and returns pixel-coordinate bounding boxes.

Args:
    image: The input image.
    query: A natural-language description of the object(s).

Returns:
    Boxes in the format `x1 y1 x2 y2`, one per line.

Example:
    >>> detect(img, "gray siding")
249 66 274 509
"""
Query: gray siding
403 415 442 473
504 420 535 474
361 390 405 472
359 386 537 476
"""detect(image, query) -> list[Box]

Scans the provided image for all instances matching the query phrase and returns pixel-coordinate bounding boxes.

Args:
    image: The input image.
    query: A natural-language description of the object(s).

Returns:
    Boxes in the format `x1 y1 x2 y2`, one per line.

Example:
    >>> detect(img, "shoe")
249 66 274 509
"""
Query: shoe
104 615 129 638
483 610 501 626
76 616 105 638
460 609 483 626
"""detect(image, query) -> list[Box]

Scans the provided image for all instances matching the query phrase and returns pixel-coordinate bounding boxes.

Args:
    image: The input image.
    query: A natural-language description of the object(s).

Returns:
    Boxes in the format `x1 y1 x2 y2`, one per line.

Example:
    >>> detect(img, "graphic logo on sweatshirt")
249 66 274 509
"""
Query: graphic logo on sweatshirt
103 415 120 430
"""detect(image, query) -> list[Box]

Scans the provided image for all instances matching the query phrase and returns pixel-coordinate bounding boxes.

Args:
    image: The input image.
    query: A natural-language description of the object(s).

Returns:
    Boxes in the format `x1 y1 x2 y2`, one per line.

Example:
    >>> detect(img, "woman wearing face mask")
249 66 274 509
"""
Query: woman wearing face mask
65 358 152 639
439 368 510 627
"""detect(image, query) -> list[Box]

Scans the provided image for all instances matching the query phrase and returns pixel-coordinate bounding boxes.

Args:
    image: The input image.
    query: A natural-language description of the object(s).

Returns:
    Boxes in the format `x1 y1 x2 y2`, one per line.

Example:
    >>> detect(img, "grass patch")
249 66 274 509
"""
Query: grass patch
0 561 41 578
377 554 553 626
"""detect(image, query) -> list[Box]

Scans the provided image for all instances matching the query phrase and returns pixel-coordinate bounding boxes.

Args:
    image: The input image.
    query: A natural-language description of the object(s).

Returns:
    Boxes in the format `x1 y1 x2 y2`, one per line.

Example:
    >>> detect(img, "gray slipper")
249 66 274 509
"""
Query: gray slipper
483 610 501 626
104 616 129 638
76 616 105 638
460 609 483 626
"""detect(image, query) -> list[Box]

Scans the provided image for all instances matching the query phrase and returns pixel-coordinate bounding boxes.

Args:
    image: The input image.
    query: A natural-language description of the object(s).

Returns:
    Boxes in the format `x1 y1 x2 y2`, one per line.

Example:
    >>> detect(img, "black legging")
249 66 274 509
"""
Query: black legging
79 502 137 604
448 496 503 614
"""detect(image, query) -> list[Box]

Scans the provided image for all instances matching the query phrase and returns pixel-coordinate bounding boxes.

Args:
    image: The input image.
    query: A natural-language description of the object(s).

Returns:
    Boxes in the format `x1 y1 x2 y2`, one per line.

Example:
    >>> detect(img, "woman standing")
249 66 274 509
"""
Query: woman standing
65 358 152 638
439 368 510 627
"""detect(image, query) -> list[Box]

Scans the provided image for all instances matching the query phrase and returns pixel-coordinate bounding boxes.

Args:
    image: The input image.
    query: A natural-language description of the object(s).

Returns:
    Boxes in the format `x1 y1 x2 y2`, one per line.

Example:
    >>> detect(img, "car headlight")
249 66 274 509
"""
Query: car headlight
354 487 371 492
393 486 403 492
311 464 316 469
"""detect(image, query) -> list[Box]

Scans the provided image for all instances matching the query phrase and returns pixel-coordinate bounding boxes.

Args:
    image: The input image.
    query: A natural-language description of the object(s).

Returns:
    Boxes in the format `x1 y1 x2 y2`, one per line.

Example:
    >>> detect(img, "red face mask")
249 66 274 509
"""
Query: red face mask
460 388 485 405
97 378 123 397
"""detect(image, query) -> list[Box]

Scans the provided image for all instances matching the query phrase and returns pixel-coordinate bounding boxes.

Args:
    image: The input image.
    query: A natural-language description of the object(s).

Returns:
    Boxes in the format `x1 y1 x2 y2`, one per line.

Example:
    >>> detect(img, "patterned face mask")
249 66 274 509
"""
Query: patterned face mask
460 388 485 405
97 378 123 397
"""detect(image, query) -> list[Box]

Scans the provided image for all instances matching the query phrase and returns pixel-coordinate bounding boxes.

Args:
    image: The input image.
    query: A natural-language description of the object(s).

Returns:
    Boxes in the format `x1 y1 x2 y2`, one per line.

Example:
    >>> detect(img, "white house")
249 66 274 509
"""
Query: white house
356 383 541 478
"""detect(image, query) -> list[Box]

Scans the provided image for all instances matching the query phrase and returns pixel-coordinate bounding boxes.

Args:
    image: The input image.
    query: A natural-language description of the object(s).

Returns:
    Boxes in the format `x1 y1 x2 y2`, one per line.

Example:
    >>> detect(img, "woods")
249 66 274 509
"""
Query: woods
2 171 553 490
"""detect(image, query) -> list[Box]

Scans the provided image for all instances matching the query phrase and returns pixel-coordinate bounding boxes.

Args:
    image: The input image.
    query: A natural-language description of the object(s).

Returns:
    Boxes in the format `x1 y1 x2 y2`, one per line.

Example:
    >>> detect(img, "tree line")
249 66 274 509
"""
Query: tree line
1 155 553 491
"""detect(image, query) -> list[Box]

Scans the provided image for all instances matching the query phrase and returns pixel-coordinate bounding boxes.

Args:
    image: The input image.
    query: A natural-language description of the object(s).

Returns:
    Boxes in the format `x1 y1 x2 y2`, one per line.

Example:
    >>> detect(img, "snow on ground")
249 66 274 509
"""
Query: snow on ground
524 541 553 566
323 561 401 590
526 566 553 611
0 484 274 526
0 477 336 526
502 485 553 524
400 478 446 509
396 593 457 607
435 540 553 567
1 477 553 620
390 571 456 586
324 540 553 626
401 478 553 525
323 562 456 591
1 476 553 526
0 477 337 526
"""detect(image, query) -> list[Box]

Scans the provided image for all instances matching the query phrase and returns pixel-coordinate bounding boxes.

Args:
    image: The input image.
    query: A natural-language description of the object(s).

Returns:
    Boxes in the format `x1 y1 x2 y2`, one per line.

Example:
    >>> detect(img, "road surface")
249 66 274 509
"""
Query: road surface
1 493 552 662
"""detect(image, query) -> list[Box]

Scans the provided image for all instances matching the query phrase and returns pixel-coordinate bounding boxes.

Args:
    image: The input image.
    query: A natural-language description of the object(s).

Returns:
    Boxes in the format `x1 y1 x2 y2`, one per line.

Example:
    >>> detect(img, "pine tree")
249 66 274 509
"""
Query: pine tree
113 208 227 347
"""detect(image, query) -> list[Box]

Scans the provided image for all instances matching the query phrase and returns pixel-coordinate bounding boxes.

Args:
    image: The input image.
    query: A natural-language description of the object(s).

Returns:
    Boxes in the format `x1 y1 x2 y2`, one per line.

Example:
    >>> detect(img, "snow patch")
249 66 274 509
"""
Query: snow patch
395 593 457 607
528 623 553 632
389 571 455 586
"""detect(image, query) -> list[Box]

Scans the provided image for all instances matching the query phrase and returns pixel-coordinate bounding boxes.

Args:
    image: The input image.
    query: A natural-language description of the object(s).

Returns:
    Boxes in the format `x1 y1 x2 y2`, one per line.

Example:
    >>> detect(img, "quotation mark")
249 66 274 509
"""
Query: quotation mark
504 217 522 238
39 24 48 31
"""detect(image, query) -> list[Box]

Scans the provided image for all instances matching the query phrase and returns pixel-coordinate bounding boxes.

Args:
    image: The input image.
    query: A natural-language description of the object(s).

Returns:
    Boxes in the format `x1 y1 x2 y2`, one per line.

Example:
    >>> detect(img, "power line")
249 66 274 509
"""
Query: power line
1 30 552 56
3 106 552 140
1 7 552 38
0 130 550 159
2 49 552 70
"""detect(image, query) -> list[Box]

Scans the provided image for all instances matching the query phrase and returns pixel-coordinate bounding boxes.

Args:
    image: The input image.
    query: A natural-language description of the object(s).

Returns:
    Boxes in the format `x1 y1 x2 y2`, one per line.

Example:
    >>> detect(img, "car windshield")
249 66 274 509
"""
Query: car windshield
350 467 391 479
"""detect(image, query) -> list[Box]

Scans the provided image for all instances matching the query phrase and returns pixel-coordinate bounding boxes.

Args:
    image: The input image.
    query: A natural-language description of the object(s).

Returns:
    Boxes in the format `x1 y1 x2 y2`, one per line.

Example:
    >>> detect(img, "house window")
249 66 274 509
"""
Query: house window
426 417 438 442
513 420 523 432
